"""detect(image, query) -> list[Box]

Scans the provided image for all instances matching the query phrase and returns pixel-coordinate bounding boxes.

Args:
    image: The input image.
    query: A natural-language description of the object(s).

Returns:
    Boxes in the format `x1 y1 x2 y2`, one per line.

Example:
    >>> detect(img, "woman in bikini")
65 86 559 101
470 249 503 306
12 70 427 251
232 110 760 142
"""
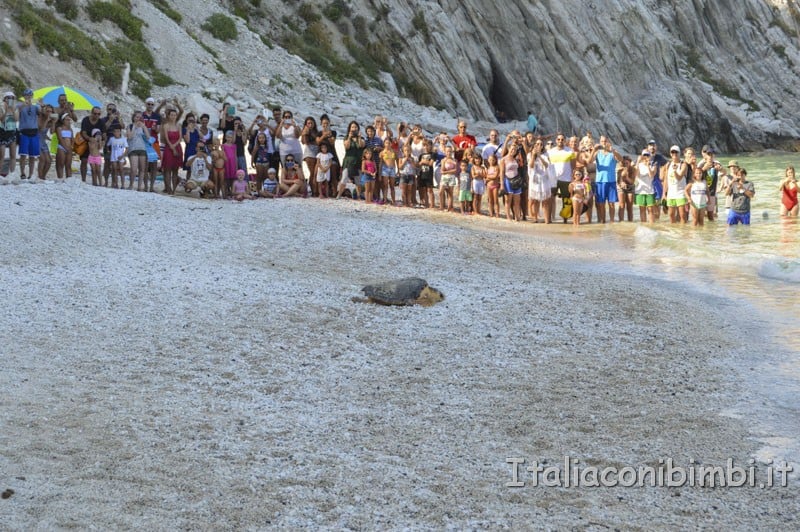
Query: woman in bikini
485 153 501 217
779 166 798 217
55 114 73 180
439 145 457 211
568 168 587 226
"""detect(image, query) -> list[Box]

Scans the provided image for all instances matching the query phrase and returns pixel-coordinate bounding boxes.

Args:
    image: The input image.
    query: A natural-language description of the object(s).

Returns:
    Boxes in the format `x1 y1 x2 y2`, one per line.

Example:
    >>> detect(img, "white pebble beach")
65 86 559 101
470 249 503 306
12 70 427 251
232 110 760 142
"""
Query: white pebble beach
1 180 797 528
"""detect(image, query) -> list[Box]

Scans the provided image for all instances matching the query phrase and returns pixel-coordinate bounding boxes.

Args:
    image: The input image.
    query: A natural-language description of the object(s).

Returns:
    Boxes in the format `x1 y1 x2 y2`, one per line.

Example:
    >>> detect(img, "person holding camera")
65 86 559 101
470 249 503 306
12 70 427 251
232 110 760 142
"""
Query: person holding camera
219 102 237 133
276 110 302 170
588 135 623 224
725 166 755 225
336 120 365 200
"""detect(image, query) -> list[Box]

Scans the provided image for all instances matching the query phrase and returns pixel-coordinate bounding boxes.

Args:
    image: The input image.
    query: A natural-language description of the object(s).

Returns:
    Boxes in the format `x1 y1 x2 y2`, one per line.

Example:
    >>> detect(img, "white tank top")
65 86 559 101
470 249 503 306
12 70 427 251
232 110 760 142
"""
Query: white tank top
635 162 654 194
666 163 686 199
279 124 302 156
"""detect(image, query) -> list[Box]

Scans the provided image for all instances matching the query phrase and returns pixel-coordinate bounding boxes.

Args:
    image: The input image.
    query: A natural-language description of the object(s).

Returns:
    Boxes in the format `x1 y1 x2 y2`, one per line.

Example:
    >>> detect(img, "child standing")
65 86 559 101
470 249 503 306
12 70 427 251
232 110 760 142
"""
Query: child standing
211 138 227 199
108 127 128 189
315 142 333 198
87 129 104 187
471 155 486 215
398 143 417 208
222 131 237 198
485 153 501 217
232 169 249 201
361 148 377 203
685 166 708 226
380 139 398 206
568 169 587 226
457 159 472 214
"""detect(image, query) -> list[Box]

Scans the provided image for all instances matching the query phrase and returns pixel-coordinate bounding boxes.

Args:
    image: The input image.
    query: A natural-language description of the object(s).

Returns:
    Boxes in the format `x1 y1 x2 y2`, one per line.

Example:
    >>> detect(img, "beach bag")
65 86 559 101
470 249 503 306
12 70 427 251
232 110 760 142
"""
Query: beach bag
72 132 87 157
507 174 523 190
560 197 573 219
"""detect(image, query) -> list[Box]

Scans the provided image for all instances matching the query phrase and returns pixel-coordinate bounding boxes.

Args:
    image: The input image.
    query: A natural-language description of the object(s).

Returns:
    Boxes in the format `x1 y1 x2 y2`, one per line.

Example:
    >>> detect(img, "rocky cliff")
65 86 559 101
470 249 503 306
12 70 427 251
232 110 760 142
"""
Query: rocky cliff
353 0 800 151
3 0 800 152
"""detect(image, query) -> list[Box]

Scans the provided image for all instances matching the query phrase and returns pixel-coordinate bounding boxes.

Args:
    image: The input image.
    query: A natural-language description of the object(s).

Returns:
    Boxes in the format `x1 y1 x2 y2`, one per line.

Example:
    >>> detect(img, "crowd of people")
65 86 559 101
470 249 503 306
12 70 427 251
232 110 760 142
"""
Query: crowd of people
2 88 799 224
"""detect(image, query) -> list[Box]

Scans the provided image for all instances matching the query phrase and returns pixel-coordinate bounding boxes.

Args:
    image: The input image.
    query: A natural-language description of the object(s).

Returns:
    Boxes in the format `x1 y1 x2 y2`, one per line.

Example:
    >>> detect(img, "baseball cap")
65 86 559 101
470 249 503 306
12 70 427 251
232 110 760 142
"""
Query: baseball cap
727 160 739 167
641 150 651 156
670 145 680 153
145 97 155 104
701 144 715 154
23 88 33 96
647 139 656 145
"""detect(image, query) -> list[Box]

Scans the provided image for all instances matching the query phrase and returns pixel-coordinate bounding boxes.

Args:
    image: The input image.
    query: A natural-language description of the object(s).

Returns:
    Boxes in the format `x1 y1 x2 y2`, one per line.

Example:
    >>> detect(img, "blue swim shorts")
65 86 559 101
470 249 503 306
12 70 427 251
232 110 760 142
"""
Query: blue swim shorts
595 181 618 203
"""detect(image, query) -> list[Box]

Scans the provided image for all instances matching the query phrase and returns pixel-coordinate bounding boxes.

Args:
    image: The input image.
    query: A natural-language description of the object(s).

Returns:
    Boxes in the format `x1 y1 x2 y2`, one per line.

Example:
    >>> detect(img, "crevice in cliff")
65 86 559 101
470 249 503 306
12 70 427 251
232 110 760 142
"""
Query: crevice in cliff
488 56 523 121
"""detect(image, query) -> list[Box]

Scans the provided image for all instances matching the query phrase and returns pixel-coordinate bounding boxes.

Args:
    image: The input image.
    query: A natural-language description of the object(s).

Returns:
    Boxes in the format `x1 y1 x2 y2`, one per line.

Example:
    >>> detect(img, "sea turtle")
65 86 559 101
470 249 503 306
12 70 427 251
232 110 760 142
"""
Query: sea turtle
353 277 444 306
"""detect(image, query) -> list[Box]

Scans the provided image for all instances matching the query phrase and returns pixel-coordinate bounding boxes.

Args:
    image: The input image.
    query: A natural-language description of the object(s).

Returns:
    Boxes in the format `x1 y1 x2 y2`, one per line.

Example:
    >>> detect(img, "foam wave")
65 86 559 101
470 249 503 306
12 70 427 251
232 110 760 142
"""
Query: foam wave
758 259 800 284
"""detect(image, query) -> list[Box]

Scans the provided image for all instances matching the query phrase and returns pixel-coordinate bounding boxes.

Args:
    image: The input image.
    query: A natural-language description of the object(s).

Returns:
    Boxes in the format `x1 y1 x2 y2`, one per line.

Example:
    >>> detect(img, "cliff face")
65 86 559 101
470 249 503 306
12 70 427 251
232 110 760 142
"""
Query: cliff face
356 0 800 150
5 0 799 151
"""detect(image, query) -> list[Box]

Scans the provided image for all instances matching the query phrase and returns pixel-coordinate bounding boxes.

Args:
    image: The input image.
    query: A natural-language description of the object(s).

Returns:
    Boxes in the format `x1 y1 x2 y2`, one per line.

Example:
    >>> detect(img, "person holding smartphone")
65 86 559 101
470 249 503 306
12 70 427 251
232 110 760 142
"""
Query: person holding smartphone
726 167 755 225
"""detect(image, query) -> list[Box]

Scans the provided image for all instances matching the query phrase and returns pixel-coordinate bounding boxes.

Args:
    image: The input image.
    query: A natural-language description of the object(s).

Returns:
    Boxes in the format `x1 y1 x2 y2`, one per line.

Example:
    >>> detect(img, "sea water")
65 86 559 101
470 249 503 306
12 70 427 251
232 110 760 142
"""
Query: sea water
532 153 799 468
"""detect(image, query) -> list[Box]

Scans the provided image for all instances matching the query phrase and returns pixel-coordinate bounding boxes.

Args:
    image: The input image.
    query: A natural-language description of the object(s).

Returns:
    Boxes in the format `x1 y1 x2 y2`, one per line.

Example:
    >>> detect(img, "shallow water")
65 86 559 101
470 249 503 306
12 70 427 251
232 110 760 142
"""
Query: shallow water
511 152 800 466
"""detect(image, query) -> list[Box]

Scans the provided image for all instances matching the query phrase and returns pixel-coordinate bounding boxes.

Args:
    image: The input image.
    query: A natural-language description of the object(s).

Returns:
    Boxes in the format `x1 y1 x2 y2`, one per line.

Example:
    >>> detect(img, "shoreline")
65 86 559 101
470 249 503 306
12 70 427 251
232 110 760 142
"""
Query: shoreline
1 181 798 528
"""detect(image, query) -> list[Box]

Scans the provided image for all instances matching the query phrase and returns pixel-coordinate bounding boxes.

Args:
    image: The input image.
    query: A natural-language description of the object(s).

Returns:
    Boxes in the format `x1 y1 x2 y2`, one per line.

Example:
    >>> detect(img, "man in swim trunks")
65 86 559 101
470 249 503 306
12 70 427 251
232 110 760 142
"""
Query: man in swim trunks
588 135 623 223
16 88 40 179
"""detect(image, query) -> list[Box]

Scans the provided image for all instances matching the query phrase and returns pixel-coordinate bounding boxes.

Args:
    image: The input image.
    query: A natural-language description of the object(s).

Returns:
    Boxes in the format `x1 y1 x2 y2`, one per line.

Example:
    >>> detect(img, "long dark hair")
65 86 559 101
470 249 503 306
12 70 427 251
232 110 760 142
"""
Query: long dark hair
302 116 318 144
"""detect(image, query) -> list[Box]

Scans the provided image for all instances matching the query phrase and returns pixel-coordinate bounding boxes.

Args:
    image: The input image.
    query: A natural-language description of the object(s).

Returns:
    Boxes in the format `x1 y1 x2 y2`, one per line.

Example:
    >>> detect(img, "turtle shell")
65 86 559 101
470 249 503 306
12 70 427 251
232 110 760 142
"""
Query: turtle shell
362 277 434 305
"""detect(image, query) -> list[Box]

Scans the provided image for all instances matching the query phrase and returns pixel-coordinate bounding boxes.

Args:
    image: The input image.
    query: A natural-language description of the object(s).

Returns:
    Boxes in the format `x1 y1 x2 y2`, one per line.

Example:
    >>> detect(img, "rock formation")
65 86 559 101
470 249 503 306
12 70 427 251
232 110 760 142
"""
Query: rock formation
355 0 800 151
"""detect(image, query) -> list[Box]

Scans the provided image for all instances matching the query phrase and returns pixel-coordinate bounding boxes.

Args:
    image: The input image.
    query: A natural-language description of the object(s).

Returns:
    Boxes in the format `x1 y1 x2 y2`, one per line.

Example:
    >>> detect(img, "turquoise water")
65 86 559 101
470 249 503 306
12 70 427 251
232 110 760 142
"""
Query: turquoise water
525 153 799 464
540 153 799 349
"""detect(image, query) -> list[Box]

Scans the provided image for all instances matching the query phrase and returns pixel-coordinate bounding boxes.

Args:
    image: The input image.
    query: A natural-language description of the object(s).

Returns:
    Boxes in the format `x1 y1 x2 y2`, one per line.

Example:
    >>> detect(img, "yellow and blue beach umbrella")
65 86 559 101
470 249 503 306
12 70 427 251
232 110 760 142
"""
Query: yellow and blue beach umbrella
32 86 102 111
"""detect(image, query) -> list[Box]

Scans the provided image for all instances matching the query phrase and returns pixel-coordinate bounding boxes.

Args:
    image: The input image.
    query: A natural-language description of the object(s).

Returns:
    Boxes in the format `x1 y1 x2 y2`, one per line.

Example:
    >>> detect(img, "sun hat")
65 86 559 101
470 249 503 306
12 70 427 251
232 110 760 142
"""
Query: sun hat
669 145 680 153
3 91 15 100
145 97 155 104
727 159 739 167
